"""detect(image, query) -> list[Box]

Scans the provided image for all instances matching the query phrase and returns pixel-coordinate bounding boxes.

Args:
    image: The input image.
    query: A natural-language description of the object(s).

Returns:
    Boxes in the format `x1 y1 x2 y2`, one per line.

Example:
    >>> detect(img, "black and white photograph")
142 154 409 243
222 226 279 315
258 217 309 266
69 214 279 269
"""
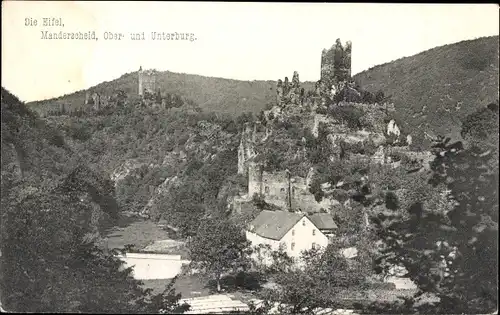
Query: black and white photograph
1 2 499 314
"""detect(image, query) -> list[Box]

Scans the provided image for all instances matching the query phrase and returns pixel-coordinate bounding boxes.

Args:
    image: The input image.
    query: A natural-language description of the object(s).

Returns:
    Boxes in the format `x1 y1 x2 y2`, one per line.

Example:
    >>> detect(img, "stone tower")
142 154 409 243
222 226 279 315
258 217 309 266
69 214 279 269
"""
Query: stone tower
248 162 263 199
320 39 352 86
138 66 143 96
138 66 157 96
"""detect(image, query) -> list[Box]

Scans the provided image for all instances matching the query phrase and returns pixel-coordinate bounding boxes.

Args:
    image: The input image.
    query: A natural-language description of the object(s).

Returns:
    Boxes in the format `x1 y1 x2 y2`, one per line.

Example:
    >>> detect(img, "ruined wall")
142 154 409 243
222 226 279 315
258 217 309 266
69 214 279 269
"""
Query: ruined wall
84 91 110 111
290 174 340 213
386 146 434 170
261 170 291 209
247 166 340 213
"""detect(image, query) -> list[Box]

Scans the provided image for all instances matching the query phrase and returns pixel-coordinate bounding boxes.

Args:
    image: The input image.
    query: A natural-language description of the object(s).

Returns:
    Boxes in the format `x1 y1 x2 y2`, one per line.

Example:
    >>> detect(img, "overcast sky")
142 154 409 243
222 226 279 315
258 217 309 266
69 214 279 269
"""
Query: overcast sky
2 2 499 102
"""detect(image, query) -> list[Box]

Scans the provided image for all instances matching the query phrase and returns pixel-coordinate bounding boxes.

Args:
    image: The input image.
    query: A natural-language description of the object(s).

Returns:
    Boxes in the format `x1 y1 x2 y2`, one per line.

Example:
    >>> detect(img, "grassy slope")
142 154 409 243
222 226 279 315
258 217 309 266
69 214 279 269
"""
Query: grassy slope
27 70 315 117
354 35 499 138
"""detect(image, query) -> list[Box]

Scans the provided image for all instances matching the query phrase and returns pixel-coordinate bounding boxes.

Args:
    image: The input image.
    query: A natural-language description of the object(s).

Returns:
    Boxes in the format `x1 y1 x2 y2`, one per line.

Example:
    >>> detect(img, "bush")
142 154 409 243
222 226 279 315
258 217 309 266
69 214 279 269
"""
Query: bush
375 90 385 103
328 105 365 130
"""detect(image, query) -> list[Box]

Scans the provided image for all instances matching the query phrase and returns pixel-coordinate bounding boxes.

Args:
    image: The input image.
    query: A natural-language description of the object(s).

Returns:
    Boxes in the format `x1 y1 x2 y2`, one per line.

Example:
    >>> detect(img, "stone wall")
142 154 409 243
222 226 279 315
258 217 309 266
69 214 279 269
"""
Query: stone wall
247 163 339 213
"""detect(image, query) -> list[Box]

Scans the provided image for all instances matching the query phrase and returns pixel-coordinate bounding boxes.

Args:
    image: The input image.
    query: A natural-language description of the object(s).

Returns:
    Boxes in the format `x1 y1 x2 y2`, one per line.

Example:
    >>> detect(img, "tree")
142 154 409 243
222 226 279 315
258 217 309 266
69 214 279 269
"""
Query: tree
262 245 366 314
141 277 191 314
266 245 295 275
375 90 385 103
187 215 252 292
371 105 499 313
158 180 207 237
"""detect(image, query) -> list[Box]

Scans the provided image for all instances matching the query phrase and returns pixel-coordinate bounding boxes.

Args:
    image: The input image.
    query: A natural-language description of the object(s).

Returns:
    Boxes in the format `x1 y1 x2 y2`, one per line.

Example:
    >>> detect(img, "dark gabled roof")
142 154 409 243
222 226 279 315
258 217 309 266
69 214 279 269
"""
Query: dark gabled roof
239 202 260 214
248 210 305 241
308 213 338 230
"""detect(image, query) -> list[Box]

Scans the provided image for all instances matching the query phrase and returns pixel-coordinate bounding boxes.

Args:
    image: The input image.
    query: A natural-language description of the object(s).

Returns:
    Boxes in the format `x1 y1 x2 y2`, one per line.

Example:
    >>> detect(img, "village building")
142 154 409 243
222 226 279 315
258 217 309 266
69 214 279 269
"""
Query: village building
246 210 331 266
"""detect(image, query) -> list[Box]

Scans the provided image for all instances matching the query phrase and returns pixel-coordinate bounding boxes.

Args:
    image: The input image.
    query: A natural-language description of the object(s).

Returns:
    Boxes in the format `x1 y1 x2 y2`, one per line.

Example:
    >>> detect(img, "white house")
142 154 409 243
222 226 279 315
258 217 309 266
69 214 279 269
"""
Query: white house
246 210 330 266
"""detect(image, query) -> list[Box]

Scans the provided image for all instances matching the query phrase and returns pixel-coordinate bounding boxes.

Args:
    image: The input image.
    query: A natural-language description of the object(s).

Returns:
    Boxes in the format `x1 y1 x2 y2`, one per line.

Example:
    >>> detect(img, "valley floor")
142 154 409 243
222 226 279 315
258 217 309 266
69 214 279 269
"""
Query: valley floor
102 213 179 251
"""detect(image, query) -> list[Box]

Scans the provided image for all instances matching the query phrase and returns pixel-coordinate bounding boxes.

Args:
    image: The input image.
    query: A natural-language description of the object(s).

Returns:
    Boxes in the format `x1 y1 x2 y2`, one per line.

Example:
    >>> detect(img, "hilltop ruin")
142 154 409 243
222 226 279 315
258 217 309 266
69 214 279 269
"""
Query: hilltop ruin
235 38 433 216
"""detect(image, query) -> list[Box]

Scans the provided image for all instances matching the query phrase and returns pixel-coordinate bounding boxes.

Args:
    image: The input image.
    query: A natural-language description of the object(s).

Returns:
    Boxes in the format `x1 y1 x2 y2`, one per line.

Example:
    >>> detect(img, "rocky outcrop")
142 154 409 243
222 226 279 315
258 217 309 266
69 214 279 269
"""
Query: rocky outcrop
141 175 180 217
387 119 401 139
162 150 187 166
237 122 271 176
238 123 257 175
110 159 150 187
276 71 304 108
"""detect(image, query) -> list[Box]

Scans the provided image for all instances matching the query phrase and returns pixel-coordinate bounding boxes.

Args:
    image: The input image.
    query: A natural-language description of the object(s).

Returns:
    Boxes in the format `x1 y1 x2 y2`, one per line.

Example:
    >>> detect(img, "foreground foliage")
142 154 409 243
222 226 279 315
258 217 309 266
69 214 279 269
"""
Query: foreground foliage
0 88 189 313
371 103 499 314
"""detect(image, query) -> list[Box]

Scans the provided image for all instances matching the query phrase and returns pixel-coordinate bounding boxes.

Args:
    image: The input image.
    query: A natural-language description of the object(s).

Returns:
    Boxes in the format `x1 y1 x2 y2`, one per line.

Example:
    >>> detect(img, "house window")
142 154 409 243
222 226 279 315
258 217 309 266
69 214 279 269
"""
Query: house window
302 220 306 226
291 242 295 251
312 229 316 236
292 229 295 236
265 186 270 194
312 242 317 250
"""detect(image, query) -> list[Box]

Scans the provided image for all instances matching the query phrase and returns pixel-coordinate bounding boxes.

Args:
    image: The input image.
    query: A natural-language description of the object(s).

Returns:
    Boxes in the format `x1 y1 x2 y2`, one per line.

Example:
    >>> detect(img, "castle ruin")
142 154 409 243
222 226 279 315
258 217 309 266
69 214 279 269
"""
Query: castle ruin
235 39 433 218
247 161 337 213
138 66 157 97
84 91 110 111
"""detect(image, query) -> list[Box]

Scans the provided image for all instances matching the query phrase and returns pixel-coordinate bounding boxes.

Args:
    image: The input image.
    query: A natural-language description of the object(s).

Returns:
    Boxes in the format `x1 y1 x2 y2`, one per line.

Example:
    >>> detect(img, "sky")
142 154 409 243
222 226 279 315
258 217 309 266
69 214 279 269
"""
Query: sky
2 2 499 102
